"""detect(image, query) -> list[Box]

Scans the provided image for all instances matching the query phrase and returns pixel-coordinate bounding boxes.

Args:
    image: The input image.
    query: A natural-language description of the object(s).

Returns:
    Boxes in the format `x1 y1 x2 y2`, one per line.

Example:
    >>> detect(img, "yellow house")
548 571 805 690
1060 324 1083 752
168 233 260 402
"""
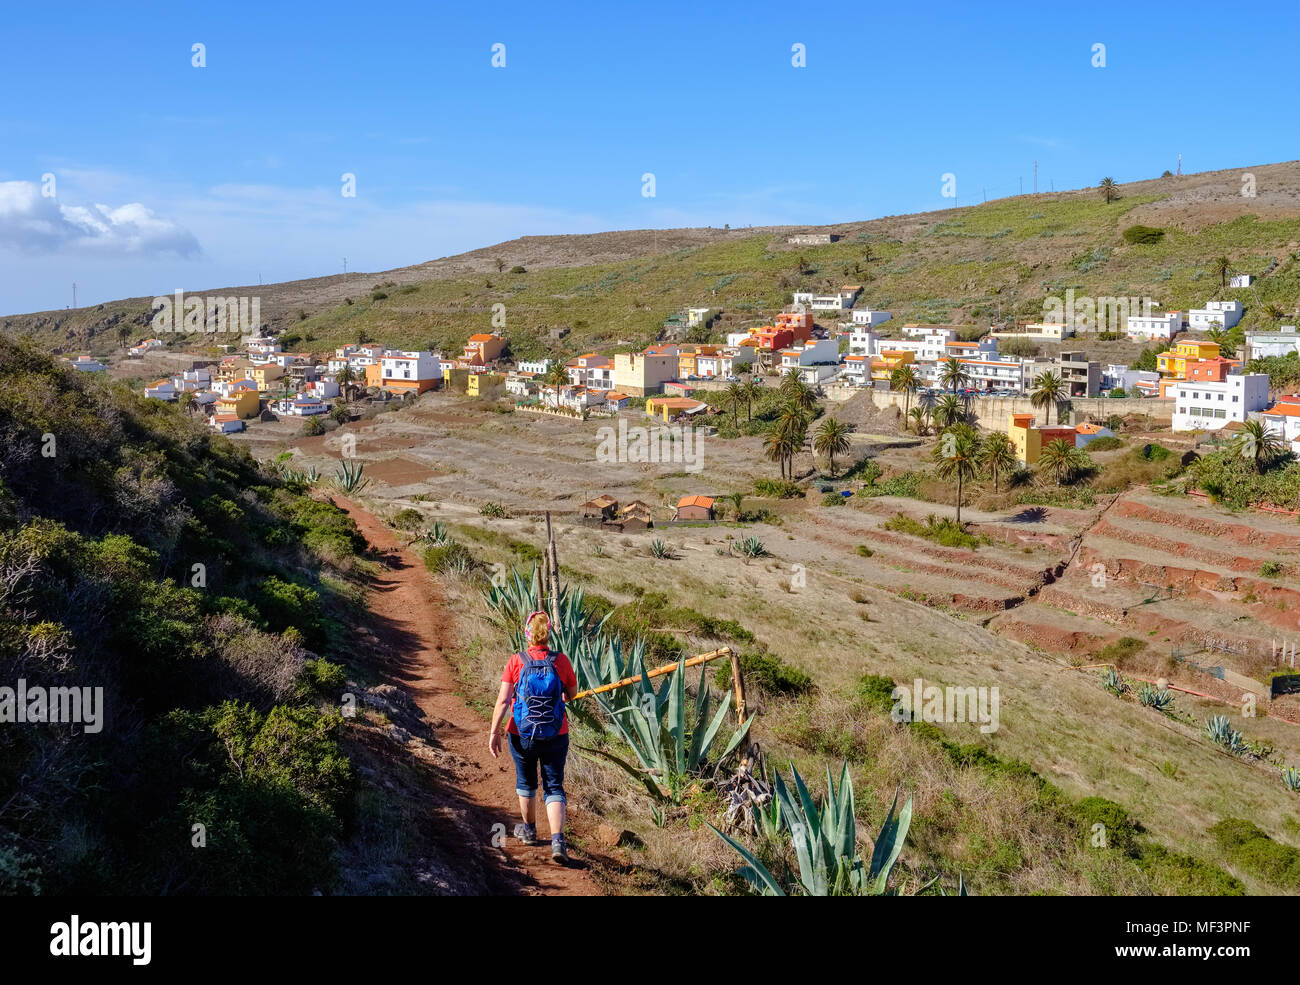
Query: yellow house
216 388 260 419
870 349 914 383
677 345 720 378
1007 413 1077 465
646 396 706 422
1157 340 1221 379
466 371 505 397
249 363 284 392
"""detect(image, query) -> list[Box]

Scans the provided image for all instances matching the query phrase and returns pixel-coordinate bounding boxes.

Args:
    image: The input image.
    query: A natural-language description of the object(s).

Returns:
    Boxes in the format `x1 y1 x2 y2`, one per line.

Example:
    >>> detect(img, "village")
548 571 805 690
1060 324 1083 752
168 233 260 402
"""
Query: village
74 269 1300 469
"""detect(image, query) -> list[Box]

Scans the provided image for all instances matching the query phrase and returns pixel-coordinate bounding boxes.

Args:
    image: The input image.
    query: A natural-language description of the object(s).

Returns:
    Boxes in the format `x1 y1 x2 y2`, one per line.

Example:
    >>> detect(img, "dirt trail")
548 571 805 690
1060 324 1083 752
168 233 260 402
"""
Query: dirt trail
337 496 603 896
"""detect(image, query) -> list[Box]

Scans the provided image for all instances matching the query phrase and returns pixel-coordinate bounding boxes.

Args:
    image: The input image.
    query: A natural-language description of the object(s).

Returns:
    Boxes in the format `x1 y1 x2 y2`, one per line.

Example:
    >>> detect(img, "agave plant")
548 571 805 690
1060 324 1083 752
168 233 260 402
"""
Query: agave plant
1137 683 1174 711
710 762 914 897
334 459 369 494
581 658 755 803
1206 715 1245 755
1102 667 1128 696
737 535 770 559
649 539 675 559
479 501 508 518
1282 766 1300 792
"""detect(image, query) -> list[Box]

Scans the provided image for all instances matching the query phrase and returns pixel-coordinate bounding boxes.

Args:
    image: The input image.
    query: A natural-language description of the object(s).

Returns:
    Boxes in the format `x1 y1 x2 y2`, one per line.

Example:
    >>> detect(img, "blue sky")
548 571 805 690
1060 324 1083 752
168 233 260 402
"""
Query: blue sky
2 0 1297 314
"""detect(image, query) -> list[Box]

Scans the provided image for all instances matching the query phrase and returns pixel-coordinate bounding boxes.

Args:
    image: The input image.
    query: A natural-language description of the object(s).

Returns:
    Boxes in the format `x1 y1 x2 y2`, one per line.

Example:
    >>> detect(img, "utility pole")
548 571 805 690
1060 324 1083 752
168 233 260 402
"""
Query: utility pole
1176 154 1182 177
72 282 77 308
1019 177 1023 195
1033 160 1038 195
343 257 347 274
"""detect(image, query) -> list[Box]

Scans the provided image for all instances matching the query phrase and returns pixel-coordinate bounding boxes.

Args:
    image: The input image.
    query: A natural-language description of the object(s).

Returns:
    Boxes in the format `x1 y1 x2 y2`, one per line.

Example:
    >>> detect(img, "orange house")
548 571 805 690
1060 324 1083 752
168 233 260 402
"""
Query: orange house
753 326 795 351
775 311 814 344
462 333 506 363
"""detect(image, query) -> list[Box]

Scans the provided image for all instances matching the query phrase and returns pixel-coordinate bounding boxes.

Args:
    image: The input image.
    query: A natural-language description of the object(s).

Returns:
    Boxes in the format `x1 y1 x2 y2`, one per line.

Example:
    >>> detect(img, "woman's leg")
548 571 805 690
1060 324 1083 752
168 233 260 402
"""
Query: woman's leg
539 734 569 836
509 733 539 827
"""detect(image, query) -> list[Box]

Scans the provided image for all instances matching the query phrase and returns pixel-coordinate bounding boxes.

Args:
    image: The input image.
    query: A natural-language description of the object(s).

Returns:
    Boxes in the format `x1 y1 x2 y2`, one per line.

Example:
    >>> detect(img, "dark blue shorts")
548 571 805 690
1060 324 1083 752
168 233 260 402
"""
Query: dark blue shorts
509 732 569 805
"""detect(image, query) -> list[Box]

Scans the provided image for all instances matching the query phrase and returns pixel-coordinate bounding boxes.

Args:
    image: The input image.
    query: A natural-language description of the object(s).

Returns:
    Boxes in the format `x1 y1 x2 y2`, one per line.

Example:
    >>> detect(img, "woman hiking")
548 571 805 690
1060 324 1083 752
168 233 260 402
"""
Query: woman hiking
488 610 577 865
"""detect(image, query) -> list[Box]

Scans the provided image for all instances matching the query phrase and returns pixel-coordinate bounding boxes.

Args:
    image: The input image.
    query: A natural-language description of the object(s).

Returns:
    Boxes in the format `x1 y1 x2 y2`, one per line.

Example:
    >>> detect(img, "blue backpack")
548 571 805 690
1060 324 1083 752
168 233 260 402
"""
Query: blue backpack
512 651 565 741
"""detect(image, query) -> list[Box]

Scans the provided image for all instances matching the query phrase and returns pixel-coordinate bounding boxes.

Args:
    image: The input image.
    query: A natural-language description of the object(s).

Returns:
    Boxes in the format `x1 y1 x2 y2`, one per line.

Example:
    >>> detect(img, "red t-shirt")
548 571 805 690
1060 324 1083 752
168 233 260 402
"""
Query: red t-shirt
501 645 577 735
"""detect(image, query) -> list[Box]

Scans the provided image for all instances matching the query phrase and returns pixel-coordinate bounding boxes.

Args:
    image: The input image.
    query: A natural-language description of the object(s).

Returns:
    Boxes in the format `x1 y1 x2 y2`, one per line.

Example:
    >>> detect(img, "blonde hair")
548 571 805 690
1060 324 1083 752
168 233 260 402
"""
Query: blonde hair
527 612 550 647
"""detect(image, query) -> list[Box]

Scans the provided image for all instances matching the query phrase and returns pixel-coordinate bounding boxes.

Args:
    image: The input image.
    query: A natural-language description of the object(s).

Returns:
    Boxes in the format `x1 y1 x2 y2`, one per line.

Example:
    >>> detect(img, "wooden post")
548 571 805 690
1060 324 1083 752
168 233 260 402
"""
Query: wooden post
729 649 748 723
545 511 562 631
571 647 731 701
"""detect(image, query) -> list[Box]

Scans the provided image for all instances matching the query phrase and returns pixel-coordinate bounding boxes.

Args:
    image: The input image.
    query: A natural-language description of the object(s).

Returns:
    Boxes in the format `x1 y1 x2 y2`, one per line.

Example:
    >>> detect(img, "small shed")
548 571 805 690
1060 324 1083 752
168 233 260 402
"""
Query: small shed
673 495 715 522
580 495 619 522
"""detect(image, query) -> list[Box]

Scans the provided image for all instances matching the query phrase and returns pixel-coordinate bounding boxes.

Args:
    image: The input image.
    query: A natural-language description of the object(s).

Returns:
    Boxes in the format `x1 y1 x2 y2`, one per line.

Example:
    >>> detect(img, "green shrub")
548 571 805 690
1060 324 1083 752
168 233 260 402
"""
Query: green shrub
821 491 846 507
855 674 899 715
1209 818 1300 889
855 544 874 557
1095 637 1146 663
423 541 475 574
882 512 980 549
255 576 325 648
1261 561 1283 578
391 508 424 531
753 478 804 499
1121 224 1165 245
713 650 813 697
1084 435 1124 452
1073 797 1139 855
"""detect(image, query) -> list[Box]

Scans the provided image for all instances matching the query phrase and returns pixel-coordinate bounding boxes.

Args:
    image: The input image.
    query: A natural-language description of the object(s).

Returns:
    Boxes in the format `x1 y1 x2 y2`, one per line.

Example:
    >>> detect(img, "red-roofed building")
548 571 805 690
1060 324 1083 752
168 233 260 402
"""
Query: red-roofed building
1263 397 1300 455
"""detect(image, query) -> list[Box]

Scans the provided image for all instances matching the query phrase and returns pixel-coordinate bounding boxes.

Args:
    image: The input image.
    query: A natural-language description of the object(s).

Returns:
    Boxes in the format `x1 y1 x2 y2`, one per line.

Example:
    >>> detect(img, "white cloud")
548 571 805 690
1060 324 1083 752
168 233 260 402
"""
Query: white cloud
0 181 200 257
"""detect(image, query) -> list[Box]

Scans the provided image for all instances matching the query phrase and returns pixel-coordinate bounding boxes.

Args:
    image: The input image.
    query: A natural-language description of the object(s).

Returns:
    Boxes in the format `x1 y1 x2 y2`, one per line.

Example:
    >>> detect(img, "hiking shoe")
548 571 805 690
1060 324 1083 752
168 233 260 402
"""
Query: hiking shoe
551 836 570 866
513 823 538 846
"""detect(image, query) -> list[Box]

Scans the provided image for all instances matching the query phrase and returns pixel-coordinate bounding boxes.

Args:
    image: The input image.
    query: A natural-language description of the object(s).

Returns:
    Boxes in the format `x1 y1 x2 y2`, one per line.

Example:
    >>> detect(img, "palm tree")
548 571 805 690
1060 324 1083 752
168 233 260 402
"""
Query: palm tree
934 393 964 429
117 325 131 349
931 423 982 523
1038 438 1081 486
891 364 920 418
979 430 1017 494
545 361 569 407
1212 256 1232 290
939 357 970 395
1232 419 1283 473
814 417 852 477
725 382 745 426
1099 177 1117 204
1031 370 1068 426
1263 301 1286 323
764 422 799 480
182 391 199 417
741 379 761 422
908 405 928 436
337 364 355 401
780 371 816 414
1205 326 1238 359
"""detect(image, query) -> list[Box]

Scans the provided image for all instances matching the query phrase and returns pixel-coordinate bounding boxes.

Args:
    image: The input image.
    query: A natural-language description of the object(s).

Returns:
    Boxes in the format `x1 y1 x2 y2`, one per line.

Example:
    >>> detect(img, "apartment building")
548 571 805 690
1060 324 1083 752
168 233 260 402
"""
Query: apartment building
612 347 680 396
1171 373 1270 432
379 350 441 395
1057 351 1102 397
1189 300 1244 331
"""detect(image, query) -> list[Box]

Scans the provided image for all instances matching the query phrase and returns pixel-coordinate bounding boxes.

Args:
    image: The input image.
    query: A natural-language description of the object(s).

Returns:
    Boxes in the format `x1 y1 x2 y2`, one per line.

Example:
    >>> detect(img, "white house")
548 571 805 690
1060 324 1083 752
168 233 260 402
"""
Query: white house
129 338 165 357
171 369 212 392
718 347 756 377
210 414 245 434
245 336 281 356
517 358 552 375
275 396 330 417
506 373 538 397
793 290 855 311
306 377 341 399
1229 274 1254 288
850 308 892 327
1189 300 1243 331
380 350 441 390
960 357 1024 392
686 307 717 327
847 328 879 356
1262 397 1300 455
566 354 612 388
144 379 177 401
876 332 952 363
1245 327 1300 361
1171 373 1270 432
1126 311 1184 341
68 355 107 372
840 354 871 385
1103 364 1160 394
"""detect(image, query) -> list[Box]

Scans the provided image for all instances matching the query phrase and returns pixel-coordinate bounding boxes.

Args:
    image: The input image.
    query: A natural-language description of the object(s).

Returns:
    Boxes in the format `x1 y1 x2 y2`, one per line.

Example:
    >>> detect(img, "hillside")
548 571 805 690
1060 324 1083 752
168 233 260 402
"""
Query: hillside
0 337 518 895
7 160 1300 360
